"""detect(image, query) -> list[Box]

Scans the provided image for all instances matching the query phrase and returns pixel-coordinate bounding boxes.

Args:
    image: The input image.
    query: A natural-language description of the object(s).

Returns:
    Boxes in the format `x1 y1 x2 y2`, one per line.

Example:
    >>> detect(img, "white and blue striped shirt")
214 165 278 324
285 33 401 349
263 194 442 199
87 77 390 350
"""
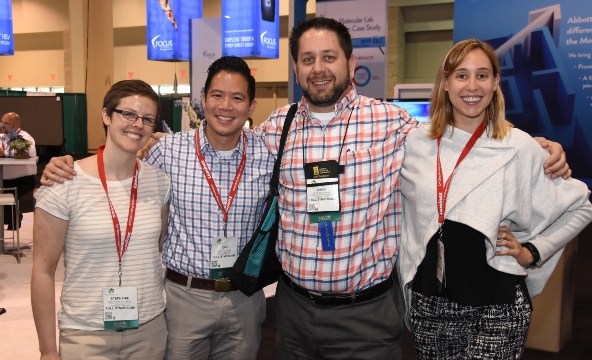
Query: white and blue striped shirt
146 124 275 278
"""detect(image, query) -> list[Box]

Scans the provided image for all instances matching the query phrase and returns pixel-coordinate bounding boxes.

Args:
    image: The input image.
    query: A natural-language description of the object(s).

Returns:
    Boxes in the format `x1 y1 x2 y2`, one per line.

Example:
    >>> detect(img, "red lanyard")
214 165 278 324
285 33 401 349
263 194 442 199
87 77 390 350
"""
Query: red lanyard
97 145 139 286
195 129 247 237
436 121 486 223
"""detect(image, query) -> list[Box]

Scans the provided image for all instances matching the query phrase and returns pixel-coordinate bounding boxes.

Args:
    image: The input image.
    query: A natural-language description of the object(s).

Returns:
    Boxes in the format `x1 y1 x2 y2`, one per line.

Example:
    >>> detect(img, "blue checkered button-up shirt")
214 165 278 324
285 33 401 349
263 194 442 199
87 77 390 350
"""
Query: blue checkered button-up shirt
146 124 275 278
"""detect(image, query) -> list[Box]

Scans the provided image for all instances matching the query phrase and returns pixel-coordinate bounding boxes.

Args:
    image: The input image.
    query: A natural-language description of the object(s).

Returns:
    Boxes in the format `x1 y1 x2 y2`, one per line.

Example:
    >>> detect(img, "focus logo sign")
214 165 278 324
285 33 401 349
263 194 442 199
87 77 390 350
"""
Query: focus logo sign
260 31 277 50
202 50 216 59
151 35 173 51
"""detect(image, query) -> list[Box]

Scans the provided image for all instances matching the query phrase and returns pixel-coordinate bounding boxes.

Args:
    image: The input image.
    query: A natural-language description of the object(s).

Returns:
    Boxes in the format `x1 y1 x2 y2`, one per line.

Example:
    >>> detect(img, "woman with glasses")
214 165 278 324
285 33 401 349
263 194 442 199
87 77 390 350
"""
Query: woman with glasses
31 80 170 360
398 39 592 359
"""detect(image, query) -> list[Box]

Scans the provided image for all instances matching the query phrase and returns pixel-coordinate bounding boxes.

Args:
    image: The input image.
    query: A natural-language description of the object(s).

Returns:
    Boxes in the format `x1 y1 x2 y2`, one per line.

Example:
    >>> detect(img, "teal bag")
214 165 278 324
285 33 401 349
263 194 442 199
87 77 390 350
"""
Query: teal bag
229 104 297 296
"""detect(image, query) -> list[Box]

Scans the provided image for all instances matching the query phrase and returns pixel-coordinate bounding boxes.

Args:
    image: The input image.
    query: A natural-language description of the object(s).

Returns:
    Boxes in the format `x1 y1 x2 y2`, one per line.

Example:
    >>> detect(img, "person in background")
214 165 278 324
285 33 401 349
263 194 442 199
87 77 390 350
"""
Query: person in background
398 39 592 359
31 80 170 360
0 112 37 229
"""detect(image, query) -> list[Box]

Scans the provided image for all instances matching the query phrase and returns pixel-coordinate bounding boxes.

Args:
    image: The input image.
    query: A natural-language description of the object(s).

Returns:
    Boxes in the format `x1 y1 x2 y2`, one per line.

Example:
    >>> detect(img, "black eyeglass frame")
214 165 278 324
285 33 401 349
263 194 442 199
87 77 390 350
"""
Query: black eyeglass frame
112 109 158 127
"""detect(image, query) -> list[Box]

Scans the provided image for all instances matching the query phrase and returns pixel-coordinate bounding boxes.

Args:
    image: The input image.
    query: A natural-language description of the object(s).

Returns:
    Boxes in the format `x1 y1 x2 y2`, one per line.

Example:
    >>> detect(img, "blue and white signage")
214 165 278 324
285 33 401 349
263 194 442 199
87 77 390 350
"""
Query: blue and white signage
222 0 279 59
147 0 202 61
0 0 14 56
455 0 592 188
317 0 388 100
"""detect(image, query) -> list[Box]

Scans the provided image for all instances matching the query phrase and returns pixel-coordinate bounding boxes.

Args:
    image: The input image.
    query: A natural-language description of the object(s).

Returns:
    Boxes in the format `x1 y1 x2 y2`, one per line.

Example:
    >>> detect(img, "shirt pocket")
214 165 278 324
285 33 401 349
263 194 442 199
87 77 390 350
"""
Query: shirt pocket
342 147 386 198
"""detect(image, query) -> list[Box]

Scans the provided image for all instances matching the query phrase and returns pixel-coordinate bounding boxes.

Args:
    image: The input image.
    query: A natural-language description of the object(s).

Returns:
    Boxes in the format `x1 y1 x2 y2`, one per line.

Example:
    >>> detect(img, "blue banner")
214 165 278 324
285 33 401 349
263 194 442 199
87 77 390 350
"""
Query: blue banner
147 0 202 61
352 37 386 48
222 0 279 59
0 0 13 56
454 0 592 188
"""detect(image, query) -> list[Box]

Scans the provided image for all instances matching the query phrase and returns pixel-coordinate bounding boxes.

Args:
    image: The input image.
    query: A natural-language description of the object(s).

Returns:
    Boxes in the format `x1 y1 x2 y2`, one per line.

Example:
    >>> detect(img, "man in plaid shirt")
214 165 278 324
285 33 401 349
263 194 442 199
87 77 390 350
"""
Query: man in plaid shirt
252 17 415 359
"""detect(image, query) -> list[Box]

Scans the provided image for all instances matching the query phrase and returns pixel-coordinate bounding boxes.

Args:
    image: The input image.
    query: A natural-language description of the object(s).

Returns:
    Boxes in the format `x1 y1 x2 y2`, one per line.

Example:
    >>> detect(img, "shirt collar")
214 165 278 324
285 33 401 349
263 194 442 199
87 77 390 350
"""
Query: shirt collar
298 86 359 123
198 120 245 157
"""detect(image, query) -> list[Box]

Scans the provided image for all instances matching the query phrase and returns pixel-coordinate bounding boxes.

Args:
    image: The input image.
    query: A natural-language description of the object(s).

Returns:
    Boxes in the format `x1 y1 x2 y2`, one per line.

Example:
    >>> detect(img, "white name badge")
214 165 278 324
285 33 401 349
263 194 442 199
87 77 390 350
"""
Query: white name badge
210 236 239 279
102 286 139 330
306 178 340 213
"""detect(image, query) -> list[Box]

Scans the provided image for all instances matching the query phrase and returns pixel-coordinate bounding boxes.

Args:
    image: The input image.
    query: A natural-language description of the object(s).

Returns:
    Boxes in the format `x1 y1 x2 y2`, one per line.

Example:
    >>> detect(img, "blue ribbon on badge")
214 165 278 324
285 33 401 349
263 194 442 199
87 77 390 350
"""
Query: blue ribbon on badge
319 222 335 251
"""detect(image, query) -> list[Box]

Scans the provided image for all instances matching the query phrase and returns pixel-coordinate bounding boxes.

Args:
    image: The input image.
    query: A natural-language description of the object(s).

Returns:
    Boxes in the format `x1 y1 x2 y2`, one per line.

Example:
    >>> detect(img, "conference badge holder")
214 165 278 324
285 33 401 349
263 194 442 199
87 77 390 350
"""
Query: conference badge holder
210 236 239 279
305 160 341 251
103 286 139 330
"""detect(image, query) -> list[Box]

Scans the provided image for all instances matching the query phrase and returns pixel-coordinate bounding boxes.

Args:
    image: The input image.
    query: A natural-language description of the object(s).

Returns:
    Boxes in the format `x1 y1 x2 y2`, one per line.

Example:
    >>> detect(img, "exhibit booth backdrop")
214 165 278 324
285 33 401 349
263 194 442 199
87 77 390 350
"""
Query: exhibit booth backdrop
454 0 592 189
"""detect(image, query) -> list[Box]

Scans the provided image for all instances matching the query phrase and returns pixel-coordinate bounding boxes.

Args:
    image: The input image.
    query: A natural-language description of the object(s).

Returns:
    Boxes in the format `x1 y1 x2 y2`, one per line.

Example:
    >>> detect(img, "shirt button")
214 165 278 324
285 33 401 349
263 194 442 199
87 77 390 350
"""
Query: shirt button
317 245 321 251
314 274 319 280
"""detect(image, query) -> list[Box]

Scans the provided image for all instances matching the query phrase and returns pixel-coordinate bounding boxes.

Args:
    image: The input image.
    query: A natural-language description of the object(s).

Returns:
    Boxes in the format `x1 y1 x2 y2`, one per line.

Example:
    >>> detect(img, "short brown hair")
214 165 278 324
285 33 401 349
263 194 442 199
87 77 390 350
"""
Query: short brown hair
289 17 353 63
102 80 160 132
428 39 513 140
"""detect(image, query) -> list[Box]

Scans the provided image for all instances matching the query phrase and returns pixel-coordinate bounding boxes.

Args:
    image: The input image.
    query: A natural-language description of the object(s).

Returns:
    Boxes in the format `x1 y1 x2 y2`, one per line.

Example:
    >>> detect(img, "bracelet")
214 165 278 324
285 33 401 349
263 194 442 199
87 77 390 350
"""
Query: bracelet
521 242 540 267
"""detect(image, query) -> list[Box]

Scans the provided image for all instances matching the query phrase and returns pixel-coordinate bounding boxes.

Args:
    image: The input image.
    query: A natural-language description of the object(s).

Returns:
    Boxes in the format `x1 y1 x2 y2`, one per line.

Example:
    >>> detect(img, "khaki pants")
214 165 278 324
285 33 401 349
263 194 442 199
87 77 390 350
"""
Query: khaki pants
59 312 167 360
164 279 266 360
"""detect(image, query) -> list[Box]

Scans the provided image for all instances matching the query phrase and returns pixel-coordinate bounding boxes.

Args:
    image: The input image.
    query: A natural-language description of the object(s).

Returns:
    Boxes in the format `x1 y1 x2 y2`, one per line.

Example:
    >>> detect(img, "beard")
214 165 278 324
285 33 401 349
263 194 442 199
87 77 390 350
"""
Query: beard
301 74 351 109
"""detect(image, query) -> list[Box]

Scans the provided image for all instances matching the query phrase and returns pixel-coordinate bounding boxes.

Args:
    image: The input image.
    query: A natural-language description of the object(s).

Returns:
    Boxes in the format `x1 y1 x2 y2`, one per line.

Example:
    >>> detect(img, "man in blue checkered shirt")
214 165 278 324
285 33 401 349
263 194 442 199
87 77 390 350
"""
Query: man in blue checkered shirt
144 56 274 359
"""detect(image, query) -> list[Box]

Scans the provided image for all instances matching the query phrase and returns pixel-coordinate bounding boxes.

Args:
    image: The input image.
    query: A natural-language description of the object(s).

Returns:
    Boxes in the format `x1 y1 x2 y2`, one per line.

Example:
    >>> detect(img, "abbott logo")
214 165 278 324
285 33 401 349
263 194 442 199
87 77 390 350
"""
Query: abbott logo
260 31 277 49
151 35 173 51
202 50 216 59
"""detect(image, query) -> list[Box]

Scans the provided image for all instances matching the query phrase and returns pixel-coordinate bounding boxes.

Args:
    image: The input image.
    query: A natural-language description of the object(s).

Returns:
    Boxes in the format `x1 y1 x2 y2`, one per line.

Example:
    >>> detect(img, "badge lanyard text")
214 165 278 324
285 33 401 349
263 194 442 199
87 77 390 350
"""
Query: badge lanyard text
195 129 247 237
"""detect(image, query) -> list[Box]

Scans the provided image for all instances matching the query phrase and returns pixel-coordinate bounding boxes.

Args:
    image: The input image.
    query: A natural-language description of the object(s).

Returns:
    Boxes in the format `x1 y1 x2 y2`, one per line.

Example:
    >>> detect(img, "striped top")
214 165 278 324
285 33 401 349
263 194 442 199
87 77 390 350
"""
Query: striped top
255 87 419 292
35 161 170 330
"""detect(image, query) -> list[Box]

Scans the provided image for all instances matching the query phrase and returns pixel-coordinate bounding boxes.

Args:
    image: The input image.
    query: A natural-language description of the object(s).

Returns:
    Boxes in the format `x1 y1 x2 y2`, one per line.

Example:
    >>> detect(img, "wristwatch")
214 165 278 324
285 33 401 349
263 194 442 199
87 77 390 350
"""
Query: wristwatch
521 242 540 267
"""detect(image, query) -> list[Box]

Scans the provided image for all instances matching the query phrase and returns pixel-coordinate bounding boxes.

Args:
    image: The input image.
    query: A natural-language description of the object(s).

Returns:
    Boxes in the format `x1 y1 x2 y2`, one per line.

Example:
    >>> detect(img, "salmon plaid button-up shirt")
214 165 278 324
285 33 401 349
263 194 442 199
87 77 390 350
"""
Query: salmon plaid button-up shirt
255 87 419 293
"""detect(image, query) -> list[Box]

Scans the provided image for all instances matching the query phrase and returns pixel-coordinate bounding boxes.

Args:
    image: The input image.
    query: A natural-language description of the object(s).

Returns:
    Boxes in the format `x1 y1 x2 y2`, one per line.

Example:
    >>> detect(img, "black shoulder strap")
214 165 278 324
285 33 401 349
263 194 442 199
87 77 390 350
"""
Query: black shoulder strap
270 103 298 192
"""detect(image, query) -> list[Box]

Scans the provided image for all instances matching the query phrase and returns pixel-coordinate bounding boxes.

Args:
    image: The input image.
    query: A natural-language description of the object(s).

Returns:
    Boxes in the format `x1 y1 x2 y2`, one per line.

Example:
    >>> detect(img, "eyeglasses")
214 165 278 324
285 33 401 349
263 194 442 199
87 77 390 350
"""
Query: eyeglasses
113 109 158 127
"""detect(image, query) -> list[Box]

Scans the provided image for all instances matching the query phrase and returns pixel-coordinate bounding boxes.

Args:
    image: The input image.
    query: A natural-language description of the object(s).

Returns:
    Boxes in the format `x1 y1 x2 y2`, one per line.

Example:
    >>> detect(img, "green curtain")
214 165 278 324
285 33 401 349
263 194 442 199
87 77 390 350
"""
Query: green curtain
61 93 88 154
0 90 26 97
172 101 183 132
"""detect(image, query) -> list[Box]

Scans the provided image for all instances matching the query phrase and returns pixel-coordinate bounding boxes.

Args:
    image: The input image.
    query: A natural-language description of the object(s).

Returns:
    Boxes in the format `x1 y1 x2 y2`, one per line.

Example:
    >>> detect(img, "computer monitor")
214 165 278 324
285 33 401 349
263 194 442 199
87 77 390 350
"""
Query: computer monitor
388 99 431 123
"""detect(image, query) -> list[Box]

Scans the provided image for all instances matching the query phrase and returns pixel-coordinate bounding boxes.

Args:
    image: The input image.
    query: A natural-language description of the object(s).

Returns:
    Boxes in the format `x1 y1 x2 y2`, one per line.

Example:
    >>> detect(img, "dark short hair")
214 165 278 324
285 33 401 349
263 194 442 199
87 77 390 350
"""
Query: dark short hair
203 56 256 102
102 80 160 132
289 16 353 62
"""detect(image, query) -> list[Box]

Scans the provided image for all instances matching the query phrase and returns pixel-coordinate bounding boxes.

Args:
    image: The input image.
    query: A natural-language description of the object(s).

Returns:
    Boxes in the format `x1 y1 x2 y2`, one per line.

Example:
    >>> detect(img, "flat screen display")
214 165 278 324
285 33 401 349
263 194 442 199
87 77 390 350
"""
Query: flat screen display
389 99 431 123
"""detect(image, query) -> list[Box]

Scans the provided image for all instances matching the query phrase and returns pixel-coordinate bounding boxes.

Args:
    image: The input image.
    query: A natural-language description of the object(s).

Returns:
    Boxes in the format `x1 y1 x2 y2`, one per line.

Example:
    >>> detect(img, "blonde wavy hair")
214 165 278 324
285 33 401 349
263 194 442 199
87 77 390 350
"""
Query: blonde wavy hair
428 39 513 140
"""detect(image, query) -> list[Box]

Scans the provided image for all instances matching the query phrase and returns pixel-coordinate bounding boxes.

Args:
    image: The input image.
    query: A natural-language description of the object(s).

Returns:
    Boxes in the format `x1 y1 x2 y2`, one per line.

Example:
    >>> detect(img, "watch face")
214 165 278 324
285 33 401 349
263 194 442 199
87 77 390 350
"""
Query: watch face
261 0 275 22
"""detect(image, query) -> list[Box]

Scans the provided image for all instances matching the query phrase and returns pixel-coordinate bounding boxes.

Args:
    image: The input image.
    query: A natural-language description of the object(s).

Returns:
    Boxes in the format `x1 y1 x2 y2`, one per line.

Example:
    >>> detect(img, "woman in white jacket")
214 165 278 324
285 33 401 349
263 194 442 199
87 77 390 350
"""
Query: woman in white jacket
399 39 592 359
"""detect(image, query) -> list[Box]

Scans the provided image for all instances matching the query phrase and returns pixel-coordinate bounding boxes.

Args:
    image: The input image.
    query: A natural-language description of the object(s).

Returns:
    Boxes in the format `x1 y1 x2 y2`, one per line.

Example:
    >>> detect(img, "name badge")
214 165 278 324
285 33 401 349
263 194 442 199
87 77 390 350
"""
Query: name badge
210 236 239 279
304 160 340 215
103 286 139 330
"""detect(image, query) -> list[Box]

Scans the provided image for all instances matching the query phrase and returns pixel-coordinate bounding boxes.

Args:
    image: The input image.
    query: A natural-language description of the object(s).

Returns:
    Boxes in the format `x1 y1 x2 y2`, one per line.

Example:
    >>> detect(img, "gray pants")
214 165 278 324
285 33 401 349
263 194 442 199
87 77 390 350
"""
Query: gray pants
164 280 266 360
275 274 404 360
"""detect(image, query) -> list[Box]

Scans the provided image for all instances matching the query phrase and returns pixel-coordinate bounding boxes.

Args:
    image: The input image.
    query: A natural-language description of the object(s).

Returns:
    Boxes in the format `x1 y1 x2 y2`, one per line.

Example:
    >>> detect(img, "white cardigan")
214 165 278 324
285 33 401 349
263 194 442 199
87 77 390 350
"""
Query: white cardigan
398 125 592 319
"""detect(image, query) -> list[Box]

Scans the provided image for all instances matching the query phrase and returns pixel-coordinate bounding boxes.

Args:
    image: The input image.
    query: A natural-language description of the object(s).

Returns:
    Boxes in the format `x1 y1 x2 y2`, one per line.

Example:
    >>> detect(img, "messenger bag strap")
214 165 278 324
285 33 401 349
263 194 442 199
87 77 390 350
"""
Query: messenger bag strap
269 103 297 193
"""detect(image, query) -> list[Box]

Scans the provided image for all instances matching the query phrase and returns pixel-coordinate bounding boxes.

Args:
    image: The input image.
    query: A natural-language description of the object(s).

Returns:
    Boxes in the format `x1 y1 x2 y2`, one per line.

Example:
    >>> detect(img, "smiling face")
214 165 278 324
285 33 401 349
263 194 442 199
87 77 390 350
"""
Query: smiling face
444 49 500 130
201 71 256 150
293 28 355 113
103 95 156 154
